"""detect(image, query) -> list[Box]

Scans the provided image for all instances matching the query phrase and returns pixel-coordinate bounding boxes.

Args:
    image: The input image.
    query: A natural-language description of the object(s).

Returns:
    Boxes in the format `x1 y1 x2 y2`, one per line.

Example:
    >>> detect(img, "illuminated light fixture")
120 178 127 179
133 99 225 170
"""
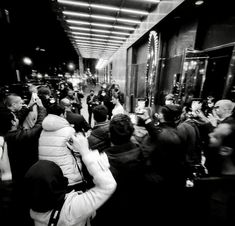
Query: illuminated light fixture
74 39 120 45
111 31 130 35
76 43 120 48
69 26 130 35
58 0 148 15
96 59 108 70
92 23 135 31
63 11 141 24
66 19 135 31
77 45 118 50
195 0 204 5
67 62 75 70
72 36 123 43
22 57 32 65
71 31 126 40
76 44 119 49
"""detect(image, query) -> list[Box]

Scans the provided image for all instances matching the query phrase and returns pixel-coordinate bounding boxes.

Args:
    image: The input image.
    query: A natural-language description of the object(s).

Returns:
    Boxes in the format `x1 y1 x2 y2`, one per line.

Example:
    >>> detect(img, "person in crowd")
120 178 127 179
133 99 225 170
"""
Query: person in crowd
113 84 125 105
37 86 55 112
177 99 211 179
88 105 110 152
139 105 187 225
164 93 175 105
58 82 69 100
65 89 83 114
3 96 46 226
93 114 147 226
208 99 235 127
23 85 39 129
98 84 110 110
38 103 86 191
0 108 15 226
203 96 216 117
111 92 125 117
4 93 34 125
24 133 116 226
86 89 99 125
190 121 235 226
60 98 91 135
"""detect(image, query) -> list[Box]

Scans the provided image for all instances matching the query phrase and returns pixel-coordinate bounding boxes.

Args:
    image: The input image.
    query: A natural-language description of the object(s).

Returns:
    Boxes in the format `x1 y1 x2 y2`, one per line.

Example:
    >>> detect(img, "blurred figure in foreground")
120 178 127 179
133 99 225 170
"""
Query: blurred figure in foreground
24 133 116 226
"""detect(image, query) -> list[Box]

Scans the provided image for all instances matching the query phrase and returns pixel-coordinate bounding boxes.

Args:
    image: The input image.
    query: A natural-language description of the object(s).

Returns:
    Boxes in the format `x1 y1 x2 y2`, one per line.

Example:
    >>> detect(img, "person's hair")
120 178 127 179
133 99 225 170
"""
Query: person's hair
0 107 15 135
109 114 134 145
37 86 51 97
60 98 72 108
4 93 20 108
47 103 65 116
160 104 182 123
93 105 108 122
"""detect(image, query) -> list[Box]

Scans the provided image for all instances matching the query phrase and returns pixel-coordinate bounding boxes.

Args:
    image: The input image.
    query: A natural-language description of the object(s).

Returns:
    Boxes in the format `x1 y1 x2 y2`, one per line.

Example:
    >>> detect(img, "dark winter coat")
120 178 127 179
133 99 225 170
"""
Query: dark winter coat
5 106 47 182
87 121 110 152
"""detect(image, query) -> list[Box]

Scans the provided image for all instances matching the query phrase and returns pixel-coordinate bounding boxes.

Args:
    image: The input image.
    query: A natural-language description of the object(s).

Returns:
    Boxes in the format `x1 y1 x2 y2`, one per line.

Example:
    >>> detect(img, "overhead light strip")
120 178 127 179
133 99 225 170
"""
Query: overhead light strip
75 42 119 47
66 19 135 31
70 31 126 40
75 40 120 47
76 44 119 49
58 0 148 15
72 36 123 43
63 11 141 24
69 26 130 35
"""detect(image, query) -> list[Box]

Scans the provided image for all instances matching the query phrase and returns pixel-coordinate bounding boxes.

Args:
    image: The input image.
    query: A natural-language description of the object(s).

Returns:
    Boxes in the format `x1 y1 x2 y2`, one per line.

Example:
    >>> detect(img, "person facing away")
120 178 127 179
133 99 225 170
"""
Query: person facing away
38 103 85 189
93 113 147 226
60 98 91 135
87 105 110 152
24 133 117 226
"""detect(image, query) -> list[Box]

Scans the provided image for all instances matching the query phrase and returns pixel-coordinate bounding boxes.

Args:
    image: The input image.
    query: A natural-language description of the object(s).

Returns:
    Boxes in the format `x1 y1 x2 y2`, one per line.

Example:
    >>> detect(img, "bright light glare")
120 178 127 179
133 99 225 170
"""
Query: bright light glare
23 57 32 65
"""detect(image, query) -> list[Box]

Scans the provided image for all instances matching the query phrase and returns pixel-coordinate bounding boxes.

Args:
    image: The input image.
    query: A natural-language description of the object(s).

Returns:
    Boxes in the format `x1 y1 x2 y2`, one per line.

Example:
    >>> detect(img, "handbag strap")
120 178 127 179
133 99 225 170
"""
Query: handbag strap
48 201 64 226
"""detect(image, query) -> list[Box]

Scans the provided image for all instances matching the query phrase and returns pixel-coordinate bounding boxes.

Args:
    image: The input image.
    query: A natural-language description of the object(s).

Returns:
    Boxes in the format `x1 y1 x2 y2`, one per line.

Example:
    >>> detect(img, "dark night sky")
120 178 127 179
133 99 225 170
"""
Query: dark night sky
1 0 79 73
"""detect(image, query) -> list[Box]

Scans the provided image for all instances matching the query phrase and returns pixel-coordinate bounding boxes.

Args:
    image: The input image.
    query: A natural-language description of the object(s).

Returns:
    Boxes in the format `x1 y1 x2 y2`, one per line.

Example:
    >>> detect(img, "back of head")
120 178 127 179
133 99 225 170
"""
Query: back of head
160 104 182 124
110 114 134 145
38 86 51 98
215 99 235 112
47 103 65 116
24 160 68 212
93 105 108 122
60 98 72 108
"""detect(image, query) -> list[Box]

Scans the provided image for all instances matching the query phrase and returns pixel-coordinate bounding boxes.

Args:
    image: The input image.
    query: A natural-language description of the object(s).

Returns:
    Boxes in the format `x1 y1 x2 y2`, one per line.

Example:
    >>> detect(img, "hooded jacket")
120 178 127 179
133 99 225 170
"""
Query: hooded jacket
39 114 82 185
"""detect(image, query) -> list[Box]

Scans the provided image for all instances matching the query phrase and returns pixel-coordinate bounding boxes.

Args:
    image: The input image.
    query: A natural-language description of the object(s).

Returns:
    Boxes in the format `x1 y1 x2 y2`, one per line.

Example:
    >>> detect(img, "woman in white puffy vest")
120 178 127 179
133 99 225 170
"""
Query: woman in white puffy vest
38 104 85 191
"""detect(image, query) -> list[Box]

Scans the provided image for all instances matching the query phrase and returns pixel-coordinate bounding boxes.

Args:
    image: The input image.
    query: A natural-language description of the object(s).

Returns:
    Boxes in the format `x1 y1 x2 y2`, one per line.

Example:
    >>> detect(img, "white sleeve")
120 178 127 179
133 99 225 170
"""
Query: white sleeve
62 151 117 224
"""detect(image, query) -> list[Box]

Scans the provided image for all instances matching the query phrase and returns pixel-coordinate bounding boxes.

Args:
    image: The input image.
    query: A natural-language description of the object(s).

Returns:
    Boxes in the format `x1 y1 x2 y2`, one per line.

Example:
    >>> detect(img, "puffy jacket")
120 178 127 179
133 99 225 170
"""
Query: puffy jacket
39 114 82 185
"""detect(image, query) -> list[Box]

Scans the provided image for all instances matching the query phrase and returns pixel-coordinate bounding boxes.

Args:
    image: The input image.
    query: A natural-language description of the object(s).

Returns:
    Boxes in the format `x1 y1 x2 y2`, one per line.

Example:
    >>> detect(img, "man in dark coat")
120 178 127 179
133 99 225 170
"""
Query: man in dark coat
88 105 110 152
60 98 91 135
4 97 47 226
93 114 147 226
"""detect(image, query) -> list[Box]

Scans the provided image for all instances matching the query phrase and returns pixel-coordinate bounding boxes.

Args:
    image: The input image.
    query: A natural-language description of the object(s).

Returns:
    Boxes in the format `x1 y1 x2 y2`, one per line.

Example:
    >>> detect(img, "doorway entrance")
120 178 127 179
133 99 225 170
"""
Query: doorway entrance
178 44 234 104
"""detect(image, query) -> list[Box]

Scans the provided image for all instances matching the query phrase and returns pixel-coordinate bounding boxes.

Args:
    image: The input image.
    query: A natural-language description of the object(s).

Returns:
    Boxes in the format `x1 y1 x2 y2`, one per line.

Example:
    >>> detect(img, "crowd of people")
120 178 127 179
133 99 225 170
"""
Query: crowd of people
0 80 235 226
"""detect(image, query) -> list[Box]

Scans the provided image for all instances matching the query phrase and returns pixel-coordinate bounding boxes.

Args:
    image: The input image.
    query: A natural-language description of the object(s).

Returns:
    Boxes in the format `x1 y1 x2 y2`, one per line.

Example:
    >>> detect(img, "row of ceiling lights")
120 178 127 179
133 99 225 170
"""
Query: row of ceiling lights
57 0 160 63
